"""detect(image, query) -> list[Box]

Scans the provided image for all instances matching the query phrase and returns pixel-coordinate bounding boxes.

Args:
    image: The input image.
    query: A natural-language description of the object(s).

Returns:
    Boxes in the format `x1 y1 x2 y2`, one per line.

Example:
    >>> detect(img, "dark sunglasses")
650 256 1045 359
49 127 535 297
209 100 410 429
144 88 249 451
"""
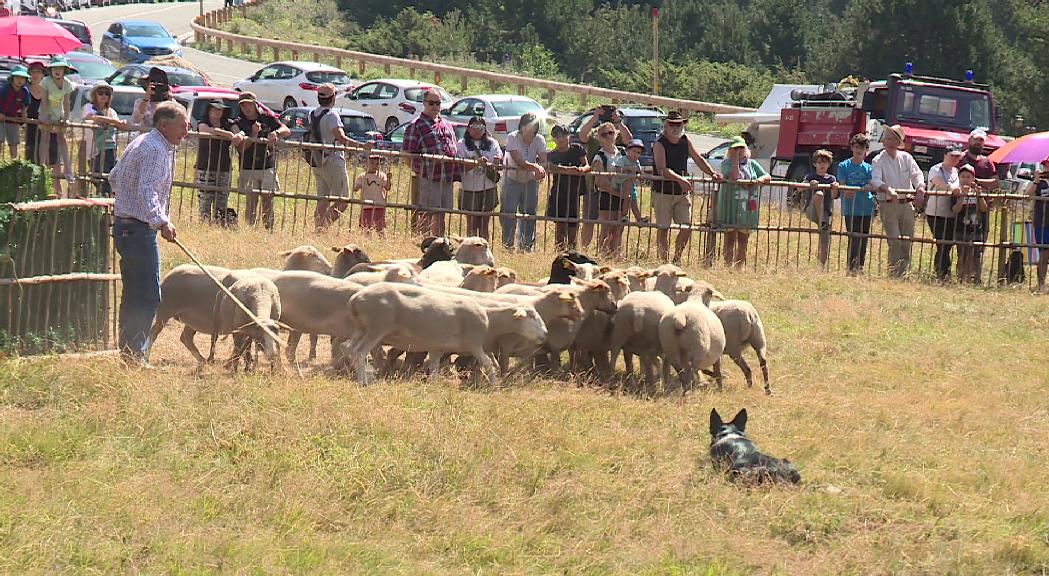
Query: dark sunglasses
599 131 616 136
424 99 442 105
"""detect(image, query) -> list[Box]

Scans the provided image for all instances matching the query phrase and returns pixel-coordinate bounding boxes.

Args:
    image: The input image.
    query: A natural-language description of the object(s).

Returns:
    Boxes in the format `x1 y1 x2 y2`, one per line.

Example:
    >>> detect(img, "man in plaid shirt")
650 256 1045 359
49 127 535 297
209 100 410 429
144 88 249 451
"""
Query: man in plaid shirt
402 90 460 237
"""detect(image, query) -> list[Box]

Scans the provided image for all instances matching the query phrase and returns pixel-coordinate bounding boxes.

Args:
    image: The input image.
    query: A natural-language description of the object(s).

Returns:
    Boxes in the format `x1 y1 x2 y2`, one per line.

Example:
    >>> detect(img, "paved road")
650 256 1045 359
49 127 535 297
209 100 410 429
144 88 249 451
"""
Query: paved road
65 1 727 150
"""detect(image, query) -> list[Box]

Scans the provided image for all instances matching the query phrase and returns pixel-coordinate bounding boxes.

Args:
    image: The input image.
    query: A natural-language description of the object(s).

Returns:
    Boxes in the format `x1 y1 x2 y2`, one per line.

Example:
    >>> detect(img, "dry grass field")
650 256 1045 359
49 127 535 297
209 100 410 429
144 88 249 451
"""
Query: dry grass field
2 219 1048 574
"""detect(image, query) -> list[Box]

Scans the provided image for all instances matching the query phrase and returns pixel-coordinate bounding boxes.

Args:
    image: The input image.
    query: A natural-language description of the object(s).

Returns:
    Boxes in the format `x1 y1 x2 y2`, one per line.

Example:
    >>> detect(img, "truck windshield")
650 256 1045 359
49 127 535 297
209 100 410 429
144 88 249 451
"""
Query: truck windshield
893 83 992 132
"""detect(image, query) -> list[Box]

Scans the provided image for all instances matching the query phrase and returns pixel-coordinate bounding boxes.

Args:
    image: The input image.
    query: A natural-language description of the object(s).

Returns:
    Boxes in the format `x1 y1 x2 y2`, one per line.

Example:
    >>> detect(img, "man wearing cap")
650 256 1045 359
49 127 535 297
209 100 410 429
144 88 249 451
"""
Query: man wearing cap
402 89 460 237
195 100 242 223
108 101 190 366
233 91 290 230
39 55 76 196
311 82 371 230
956 128 998 282
0 64 31 158
871 124 926 278
652 110 722 263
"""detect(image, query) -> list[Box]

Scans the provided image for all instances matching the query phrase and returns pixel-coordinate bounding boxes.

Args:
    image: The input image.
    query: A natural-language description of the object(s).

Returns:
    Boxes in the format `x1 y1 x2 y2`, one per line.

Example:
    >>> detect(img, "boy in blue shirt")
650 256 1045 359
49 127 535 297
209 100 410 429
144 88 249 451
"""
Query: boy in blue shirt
837 134 877 274
0 65 31 158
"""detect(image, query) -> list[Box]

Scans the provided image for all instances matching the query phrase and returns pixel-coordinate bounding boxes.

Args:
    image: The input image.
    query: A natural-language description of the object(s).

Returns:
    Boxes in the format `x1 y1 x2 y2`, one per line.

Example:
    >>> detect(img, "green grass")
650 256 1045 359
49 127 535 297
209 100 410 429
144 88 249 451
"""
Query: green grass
1 219 1048 573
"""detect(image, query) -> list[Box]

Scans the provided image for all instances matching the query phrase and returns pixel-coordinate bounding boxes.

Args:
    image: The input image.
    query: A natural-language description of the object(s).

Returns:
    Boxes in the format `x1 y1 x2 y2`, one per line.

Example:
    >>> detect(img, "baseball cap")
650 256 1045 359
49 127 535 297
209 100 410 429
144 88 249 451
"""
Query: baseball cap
317 83 337 99
727 136 748 149
626 138 645 150
969 128 988 140
550 124 569 137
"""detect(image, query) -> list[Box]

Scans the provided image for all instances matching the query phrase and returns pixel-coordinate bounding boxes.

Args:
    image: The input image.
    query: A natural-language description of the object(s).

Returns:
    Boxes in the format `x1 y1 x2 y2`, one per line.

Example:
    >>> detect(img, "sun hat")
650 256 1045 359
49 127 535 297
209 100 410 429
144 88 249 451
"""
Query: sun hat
316 82 336 99
958 164 976 174
727 136 748 149
47 55 70 69
27 61 46 72
969 128 988 140
238 91 258 103
626 138 645 150
665 110 687 124
883 124 906 142
9 65 29 79
89 81 113 101
207 100 228 111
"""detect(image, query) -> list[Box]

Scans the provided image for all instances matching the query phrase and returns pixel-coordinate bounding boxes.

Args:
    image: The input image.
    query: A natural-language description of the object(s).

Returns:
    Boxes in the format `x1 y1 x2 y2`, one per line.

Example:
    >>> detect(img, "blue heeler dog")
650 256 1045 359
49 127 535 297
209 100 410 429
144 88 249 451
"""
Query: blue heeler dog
709 408 800 484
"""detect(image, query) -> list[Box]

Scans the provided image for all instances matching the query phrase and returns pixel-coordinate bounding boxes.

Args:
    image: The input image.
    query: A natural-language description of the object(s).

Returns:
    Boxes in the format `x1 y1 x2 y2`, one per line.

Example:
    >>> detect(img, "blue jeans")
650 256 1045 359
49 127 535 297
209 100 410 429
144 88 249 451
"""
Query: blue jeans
113 218 161 359
500 178 538 250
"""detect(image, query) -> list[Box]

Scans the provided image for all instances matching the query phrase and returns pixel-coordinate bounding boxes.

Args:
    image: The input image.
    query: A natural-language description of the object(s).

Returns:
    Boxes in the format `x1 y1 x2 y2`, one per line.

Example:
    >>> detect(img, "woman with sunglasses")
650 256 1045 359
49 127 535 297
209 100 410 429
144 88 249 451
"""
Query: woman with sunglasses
456 116 502 240
592 122 627 255
82 82 127 197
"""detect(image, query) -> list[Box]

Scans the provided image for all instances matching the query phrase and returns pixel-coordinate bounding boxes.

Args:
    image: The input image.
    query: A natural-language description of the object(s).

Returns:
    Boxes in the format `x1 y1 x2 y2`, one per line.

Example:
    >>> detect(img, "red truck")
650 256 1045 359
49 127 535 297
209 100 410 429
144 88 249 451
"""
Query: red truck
773 71 1007 183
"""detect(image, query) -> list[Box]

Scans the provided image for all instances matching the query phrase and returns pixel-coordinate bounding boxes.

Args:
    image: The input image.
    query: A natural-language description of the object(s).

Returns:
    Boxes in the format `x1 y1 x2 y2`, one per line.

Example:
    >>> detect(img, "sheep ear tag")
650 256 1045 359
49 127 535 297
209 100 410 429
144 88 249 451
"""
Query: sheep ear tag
513 308 527 318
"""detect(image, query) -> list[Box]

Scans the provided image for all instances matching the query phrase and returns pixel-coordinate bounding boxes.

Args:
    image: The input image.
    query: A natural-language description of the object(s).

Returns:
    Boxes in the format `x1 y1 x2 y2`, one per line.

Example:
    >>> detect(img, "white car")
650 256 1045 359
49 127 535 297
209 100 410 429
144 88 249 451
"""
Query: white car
443 94 548 145
233 61 356 112
339 79 453 134
69 84 142 123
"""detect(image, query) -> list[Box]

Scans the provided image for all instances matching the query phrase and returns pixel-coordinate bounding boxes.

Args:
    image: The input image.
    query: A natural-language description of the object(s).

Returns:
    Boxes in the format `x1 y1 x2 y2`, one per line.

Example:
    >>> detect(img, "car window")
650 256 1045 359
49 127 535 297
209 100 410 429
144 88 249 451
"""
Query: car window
167 71 205 87
56 22 90 44
448 99 473 116
305 71 352 85
111 92 139 116
376 84 398 100
491 100 542 117
107 23 121 36
123 24 169 38
111 68 145 86
69 60 115 81
353 83 379 100
624 114 665 133
404 87 451 103
277 65 298 80
341 115 378 136
291 111 307 128
257 66 280 81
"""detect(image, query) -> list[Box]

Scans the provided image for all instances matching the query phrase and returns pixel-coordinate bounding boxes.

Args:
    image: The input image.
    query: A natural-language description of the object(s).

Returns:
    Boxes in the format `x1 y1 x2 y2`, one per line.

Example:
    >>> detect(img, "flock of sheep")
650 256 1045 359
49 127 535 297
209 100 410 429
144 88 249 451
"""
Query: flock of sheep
149 237 772 395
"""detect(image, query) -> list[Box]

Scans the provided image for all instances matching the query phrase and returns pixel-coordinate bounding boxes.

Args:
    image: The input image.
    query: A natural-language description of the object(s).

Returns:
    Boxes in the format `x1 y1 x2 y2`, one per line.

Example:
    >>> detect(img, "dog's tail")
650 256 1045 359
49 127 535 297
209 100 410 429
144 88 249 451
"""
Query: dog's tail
731 454 801 484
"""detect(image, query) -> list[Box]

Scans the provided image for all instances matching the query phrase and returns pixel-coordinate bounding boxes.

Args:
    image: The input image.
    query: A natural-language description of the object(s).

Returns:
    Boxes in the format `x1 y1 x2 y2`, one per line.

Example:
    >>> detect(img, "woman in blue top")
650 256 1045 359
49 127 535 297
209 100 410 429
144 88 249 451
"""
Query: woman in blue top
837 134 877 274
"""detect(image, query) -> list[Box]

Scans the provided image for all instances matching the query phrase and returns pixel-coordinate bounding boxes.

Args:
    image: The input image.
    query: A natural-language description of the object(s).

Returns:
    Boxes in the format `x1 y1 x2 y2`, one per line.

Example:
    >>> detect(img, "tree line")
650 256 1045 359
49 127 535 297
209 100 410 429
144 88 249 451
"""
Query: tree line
243 0 1049 134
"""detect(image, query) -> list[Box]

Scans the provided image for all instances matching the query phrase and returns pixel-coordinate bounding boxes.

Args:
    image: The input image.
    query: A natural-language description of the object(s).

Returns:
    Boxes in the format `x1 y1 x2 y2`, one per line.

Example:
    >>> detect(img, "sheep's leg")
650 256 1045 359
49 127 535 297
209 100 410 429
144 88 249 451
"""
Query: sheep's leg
713 360 724 391
350 331 385 385
641 355 657 392
475 348 499 385
285 330 303 363
731 354 753 389
623 350 635 375
179 326 208 367
308 334 319 361
425 352 442 384
147 317 167 360
757 350 771 395
593 351 612 383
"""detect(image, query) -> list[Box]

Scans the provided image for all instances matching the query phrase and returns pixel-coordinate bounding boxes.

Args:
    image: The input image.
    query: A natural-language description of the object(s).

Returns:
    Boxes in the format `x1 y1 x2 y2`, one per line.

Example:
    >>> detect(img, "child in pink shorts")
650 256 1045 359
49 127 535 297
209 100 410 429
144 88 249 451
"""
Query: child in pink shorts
354 154 391 232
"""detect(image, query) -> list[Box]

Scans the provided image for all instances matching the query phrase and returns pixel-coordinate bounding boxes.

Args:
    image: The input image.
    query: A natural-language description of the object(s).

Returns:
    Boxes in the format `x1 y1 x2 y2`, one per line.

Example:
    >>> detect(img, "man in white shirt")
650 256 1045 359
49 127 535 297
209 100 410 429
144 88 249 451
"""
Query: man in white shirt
871 124 926 278
108 101 189 365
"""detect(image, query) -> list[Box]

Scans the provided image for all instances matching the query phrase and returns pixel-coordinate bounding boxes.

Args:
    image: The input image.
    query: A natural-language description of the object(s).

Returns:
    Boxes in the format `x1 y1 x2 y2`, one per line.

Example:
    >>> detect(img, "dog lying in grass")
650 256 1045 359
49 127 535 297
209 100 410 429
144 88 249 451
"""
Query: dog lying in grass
709 408 800 484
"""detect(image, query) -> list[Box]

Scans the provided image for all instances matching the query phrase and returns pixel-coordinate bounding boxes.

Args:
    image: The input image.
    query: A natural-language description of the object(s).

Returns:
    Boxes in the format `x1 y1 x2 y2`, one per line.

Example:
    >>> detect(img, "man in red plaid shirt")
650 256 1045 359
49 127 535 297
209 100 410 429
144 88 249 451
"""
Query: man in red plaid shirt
402 89 460 237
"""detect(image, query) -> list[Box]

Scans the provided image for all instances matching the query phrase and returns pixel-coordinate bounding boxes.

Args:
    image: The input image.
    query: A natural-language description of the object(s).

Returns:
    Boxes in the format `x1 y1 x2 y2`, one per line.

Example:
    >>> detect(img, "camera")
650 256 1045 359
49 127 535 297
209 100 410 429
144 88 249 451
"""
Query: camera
598 104 617 123
149 83 170 103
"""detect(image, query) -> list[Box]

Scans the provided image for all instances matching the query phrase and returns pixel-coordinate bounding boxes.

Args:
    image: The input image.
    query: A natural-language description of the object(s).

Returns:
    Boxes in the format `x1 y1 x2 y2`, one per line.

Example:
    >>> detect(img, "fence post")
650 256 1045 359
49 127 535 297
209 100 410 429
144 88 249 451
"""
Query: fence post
256 42 262 61
76 141 87 197
225 38 234 52
703 187 718 267
517 84 526 96
241 41 248 55
335 55 342 70
460 75 468 94
489 79 498 92
434 71 441 85
408 67 415 79
292 50 299 60
996 204 1009 284
273 47 279 61
383 63 391 75
579 91 588 109
359 60 366 75
546 88 555 104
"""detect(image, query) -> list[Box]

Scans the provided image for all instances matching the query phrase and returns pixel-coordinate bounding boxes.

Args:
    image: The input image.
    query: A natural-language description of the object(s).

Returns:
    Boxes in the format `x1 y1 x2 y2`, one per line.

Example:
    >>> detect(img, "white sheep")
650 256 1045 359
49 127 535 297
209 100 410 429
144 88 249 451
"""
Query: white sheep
658 281 727 393
460 266 499 292
344 263 420 286
710 300 771 395
330 244 371 278
607 290 676 389
147 264 232 366
213 274 282 372
454 236 496 266
279 245 333 275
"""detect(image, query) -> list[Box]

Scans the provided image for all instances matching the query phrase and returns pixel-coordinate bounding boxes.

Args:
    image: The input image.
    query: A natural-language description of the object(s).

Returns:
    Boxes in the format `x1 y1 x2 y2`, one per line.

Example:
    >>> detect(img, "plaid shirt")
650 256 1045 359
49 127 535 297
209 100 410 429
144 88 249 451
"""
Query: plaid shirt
401 114 461 182
110 130 177 228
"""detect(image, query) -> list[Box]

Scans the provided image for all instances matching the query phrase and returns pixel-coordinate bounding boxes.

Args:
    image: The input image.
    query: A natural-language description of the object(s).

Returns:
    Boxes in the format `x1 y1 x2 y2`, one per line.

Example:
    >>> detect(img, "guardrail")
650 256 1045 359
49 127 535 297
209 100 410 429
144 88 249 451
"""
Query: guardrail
189 1 755 115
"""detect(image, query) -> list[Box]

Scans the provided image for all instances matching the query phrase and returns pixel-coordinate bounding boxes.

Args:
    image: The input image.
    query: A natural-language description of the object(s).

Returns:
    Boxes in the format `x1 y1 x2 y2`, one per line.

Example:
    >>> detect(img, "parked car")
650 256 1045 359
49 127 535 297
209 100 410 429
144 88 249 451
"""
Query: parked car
568 107 666 167
278 106 383 145
0 57 26 84
69 84 141 123
59 53 116 86
99 20 182 64
47 18 92 53
233 61 357 112
443 95 548 146
172 86 278 125
106 64 206 88
376 119 467 152
339 79 453 134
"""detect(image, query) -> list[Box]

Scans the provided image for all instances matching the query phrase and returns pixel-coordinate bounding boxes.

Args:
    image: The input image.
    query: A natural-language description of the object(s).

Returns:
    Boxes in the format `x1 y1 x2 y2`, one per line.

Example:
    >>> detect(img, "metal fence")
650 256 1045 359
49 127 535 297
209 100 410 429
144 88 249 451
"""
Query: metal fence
2 116 1046 292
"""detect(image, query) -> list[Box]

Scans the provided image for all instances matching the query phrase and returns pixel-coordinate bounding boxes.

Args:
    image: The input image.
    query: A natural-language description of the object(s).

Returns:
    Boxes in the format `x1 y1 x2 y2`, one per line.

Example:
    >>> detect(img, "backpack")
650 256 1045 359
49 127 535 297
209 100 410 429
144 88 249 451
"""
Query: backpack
301 107 332 168
594 147 624 192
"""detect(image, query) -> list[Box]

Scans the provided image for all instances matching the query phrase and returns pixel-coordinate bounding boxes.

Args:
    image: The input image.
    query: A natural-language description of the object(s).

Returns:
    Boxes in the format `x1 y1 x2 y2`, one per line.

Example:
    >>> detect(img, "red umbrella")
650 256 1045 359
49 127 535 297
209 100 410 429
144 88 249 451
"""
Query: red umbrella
0 16 83 58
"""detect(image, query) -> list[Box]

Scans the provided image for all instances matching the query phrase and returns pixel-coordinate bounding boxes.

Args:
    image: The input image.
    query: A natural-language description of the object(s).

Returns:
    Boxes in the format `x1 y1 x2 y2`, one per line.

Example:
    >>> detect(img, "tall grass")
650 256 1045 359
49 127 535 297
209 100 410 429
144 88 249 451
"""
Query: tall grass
1 219 1048 573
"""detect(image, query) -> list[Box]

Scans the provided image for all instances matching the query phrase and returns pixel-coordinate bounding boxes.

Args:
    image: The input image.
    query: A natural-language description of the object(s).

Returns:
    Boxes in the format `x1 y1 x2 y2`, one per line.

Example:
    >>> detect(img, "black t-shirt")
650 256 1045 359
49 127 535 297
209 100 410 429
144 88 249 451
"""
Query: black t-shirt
804 172 837 219
236 113 284 170
1033 180 1049 229
196 117 234 172
548 144 588 198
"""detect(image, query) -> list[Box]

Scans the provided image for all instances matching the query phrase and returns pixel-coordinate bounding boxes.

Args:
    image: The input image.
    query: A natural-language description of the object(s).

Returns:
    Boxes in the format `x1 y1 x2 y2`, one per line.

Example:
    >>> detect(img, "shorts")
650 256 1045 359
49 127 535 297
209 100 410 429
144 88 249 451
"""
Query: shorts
652 192 692 225
598 191 625 212
239 168 280 192
314 155 349 199
1033 226 1049 246
420 179 454 210
359 206 386 231
546 189 580 220
459 187 498 213
2 122 20 146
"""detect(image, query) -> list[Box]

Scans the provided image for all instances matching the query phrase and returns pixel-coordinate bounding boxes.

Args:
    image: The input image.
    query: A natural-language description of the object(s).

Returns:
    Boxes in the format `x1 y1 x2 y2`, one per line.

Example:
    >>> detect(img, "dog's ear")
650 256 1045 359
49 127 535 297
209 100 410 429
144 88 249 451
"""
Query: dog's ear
709 408 723 436
730 408 748 433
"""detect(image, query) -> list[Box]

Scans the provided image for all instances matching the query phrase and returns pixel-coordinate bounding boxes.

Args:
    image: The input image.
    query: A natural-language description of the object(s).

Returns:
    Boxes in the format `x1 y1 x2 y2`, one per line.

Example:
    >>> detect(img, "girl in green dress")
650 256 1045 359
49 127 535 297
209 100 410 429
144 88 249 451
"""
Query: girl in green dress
717 137 771 268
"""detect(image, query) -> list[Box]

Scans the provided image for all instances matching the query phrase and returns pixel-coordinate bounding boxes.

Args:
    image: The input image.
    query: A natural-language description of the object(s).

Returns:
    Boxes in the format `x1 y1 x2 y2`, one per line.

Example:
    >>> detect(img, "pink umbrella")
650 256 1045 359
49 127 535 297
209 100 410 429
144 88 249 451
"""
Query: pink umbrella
989 131 1049 165
0 16 83 58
